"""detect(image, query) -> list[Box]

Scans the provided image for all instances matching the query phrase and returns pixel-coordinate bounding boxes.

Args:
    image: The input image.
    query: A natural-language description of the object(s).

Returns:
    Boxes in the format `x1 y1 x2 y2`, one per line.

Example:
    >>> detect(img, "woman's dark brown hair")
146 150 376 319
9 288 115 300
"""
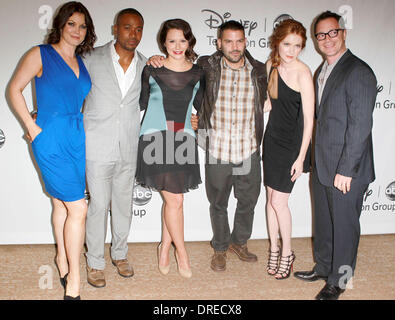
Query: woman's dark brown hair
158 19 198 62
268 19 306 99
46 1 96 56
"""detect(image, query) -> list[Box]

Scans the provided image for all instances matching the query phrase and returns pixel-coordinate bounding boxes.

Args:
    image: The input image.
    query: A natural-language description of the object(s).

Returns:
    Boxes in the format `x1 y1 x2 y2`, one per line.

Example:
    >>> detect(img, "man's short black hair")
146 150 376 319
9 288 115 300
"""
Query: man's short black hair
217 20 245 39
313 10 344 33
116 8 144 25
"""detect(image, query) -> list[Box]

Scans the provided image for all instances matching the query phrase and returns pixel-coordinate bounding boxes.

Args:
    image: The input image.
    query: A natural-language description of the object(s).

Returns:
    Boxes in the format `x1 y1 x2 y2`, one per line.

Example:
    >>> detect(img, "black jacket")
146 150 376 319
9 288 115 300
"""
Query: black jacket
314 49 376 186
197 50 267 154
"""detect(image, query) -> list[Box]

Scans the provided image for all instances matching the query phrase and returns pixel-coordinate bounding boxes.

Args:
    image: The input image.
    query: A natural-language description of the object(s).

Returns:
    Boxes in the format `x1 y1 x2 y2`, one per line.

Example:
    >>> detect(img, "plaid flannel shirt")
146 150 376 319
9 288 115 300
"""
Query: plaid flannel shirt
209 57 256 163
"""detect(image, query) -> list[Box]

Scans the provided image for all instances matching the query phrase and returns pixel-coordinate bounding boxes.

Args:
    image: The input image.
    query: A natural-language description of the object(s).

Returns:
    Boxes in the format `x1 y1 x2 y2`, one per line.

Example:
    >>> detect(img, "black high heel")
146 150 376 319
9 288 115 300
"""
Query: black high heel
54 257 67 289
266 247 280 275
63 273 81 300
275 252 296 280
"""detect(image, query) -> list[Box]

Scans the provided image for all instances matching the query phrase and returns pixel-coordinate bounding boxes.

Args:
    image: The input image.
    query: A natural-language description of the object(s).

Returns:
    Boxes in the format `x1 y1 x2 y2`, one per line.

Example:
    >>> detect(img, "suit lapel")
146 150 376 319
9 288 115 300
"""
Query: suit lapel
104 42 122 97
318 50 351 114
123 51 144 100
314 64 323 116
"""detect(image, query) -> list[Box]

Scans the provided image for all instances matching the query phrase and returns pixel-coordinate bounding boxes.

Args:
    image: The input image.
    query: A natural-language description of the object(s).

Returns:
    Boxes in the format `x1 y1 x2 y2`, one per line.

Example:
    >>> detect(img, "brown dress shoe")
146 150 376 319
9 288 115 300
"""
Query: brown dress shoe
229 243 258 262
211 251 227 272
112 259 134 278
87 266 106 288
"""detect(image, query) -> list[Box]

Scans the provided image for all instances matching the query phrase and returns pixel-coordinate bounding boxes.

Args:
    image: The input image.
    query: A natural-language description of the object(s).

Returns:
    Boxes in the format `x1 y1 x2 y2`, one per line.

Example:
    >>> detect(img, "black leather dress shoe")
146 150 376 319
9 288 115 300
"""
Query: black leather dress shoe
315 283 345 300
294 270 328 282
64 294 81 300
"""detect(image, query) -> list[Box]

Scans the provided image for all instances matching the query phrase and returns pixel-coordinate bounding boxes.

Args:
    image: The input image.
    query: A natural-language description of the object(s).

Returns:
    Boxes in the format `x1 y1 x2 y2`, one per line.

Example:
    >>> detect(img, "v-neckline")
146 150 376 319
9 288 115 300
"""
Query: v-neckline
50 44 81 79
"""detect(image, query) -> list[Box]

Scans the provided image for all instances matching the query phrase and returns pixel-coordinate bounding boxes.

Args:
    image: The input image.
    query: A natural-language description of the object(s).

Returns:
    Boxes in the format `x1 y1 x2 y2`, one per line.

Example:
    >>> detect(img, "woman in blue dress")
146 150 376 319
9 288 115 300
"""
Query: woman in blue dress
8 2 96 299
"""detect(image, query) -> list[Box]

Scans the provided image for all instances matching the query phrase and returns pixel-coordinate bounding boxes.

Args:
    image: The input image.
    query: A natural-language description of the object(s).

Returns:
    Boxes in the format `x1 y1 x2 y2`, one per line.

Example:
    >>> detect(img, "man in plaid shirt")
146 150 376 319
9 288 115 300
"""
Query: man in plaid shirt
197 21 268 272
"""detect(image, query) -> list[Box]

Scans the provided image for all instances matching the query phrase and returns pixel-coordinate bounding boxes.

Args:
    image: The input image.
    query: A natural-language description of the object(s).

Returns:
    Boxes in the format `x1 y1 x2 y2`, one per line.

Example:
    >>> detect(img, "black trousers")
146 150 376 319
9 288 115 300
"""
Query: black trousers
205 152 262 252
312 168 368 287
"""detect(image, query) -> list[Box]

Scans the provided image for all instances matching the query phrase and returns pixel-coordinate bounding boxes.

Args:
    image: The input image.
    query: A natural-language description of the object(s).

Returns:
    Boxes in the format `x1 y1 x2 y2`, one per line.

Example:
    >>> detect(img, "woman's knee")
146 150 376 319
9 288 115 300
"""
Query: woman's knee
163 193 184 210
52 197 67 212
270 195 288 212
66 200 88 220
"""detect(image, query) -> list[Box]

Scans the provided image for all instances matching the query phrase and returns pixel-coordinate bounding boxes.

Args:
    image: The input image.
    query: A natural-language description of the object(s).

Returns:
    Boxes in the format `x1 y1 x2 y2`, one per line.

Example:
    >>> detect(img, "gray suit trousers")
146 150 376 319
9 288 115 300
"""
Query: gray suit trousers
312 168 368 287
85 159 135 270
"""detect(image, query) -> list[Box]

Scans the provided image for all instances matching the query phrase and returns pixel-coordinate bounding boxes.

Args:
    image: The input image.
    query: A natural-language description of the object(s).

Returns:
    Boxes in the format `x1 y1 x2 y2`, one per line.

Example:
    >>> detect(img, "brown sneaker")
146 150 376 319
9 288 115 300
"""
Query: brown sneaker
87 266 106 288
210 251 227 272
229 243 258 262
112 259 134 278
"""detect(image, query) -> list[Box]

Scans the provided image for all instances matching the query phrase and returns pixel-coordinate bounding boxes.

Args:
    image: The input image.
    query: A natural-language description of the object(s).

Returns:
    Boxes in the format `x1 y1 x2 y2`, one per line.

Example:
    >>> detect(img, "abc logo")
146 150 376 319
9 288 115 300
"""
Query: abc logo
273 14 293 29
0 129 5 149
385 182 395 201
133 183 152 206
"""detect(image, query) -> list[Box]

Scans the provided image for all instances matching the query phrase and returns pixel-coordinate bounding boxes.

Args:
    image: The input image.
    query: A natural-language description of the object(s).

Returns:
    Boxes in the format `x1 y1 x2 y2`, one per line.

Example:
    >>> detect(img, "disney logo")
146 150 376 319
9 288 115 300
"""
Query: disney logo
201 9 258 36
364 188 373 202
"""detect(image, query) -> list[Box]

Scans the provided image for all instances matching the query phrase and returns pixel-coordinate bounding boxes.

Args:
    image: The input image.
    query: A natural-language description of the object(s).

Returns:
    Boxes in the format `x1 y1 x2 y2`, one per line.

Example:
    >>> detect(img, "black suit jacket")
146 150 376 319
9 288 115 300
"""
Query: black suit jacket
314 49 377 187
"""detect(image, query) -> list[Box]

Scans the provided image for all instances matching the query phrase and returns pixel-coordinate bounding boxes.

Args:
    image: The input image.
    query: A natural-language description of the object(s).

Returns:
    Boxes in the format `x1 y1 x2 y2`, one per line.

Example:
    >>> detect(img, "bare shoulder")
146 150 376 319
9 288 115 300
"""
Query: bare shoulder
296 60 312 76
296 60 313 85
19 46 42 71
25 46 41 61
10 46 43 86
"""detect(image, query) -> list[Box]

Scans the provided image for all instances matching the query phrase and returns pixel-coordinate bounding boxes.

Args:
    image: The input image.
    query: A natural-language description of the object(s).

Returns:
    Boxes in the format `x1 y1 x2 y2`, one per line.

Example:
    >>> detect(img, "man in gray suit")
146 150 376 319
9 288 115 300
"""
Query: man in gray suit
83 8 147 288
294 11 377 300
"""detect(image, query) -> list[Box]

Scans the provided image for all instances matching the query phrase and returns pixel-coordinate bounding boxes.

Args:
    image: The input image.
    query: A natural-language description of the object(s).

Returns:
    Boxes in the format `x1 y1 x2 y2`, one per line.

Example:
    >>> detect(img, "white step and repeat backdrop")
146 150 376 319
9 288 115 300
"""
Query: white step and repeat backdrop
0 0 394 244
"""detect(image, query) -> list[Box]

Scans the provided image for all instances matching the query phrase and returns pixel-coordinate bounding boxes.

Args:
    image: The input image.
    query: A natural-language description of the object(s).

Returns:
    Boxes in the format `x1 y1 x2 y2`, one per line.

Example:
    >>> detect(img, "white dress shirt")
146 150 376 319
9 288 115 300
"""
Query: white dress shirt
110 40 138 99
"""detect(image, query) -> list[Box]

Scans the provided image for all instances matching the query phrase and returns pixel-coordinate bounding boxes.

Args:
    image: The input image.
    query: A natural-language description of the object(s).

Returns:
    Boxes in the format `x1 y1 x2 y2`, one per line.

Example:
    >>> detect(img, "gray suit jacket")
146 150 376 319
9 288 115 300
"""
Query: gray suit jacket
83 41 147 163
314 49 377 187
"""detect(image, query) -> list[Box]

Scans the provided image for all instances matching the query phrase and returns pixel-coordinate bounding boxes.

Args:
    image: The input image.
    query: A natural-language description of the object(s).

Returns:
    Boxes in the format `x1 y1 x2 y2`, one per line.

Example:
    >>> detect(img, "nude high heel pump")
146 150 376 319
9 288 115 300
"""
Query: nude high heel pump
157 243 170 275
175 250 192 278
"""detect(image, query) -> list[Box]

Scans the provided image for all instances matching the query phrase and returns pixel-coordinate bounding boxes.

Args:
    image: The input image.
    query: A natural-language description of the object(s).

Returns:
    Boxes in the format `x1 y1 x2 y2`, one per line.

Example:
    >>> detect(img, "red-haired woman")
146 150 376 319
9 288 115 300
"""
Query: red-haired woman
263 19 314 279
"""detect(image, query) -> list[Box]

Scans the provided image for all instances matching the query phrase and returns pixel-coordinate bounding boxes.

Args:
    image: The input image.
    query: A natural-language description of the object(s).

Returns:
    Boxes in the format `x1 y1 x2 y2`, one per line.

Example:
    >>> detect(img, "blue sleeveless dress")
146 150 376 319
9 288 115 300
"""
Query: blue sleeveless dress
32 44 91 202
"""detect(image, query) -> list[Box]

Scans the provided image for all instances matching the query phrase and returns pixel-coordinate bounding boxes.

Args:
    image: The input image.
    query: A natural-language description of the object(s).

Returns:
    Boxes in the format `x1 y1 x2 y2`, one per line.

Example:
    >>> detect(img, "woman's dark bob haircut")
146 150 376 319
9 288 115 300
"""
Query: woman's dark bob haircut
46 1 96 56
158 19 198 62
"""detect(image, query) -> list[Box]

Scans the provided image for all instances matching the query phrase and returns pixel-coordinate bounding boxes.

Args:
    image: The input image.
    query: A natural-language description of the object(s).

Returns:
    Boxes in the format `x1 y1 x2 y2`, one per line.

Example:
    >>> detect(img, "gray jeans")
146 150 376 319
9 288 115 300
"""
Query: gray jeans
205 152 262 251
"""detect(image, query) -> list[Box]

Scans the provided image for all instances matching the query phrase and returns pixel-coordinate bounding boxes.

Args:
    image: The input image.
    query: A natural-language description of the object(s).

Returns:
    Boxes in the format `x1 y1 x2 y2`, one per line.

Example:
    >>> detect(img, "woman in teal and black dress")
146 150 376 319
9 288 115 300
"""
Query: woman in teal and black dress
136 19 204 278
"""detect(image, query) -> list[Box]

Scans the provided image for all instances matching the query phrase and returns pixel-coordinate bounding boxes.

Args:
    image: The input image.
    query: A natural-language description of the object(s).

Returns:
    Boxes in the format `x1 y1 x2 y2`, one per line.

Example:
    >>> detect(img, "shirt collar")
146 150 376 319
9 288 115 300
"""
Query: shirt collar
111 40 119 60
323 49 348 71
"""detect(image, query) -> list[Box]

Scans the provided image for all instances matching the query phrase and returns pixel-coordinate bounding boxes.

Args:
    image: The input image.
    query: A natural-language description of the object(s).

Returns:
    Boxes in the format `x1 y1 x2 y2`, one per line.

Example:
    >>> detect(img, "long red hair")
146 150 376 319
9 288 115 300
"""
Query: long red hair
268 19 306 99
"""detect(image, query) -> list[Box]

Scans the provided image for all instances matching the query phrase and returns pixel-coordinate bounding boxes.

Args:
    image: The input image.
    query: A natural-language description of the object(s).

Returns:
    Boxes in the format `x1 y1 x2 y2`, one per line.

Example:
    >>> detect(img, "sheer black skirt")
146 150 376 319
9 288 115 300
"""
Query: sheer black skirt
136 130 201 194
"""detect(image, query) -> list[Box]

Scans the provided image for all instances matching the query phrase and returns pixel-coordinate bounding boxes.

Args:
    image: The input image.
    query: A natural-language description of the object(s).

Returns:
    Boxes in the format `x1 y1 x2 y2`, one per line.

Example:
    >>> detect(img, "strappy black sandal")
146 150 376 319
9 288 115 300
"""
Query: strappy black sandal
266 248 280 275
275 251 296 280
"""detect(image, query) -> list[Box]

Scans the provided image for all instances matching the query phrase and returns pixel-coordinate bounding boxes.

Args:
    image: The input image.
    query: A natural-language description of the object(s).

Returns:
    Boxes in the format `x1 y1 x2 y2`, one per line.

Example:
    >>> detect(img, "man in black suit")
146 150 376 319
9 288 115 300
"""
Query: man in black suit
294 11 377 300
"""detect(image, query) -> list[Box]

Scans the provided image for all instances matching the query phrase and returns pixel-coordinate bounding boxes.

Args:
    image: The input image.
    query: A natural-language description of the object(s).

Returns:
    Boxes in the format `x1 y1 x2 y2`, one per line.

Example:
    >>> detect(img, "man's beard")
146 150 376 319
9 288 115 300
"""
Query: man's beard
118 38 138 52
221 49 245 64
